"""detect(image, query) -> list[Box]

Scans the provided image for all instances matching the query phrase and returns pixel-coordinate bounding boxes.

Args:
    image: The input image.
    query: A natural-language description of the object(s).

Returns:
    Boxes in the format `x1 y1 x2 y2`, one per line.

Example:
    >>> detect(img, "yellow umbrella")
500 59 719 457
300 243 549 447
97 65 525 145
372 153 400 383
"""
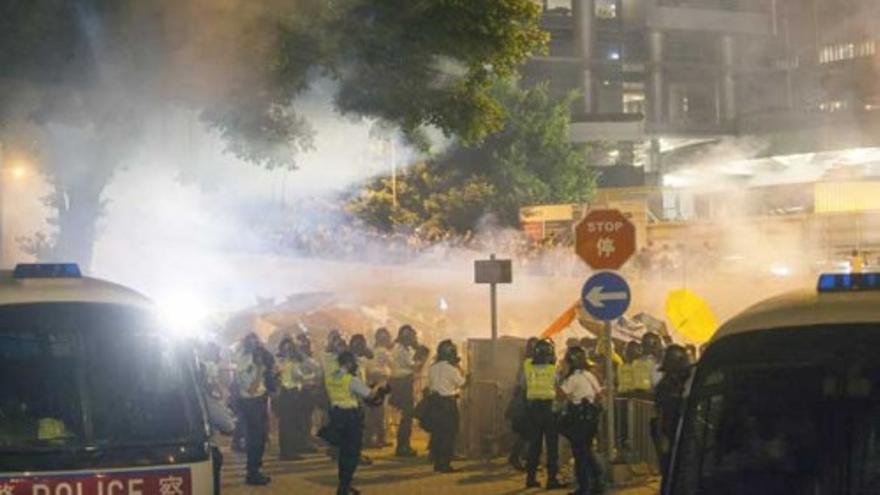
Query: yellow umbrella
665 289 719 344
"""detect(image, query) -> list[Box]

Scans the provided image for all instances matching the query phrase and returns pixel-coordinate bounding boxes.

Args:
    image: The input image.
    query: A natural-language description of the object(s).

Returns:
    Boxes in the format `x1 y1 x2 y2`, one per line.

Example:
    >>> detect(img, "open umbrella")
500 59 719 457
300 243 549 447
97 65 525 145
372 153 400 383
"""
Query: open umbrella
665 289 719 344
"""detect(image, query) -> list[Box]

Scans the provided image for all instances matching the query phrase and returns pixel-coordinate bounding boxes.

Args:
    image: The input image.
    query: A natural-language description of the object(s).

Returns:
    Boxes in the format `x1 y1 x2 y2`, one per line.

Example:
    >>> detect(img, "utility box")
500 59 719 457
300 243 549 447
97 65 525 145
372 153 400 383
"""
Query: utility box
460 336 527 459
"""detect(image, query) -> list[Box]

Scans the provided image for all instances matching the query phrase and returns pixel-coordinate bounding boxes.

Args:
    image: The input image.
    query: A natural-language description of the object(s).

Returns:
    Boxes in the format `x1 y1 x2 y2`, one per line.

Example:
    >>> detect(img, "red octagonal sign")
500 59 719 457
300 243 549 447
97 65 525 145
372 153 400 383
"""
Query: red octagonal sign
575 209 636 270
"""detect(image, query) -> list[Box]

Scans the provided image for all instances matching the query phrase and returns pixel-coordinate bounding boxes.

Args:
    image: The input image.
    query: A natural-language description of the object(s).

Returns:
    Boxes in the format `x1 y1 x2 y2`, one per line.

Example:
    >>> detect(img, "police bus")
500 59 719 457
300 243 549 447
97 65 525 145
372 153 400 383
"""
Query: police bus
666 272 880 494
0 264 212 495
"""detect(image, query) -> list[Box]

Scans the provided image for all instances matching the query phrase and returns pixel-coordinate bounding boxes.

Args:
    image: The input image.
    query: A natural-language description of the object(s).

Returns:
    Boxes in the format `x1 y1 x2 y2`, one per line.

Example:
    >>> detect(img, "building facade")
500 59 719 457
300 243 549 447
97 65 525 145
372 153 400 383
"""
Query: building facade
526 0 880 188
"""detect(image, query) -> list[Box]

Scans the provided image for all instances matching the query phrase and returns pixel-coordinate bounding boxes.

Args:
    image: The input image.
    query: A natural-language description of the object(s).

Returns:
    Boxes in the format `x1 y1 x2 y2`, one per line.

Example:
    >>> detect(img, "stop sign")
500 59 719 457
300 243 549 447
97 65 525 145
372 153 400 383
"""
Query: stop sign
575 209 636 270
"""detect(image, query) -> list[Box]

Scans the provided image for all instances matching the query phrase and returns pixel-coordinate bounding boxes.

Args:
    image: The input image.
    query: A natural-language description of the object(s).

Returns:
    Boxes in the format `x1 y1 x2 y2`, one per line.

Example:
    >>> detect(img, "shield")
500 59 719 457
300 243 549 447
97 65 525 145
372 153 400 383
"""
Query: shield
665 289 719 344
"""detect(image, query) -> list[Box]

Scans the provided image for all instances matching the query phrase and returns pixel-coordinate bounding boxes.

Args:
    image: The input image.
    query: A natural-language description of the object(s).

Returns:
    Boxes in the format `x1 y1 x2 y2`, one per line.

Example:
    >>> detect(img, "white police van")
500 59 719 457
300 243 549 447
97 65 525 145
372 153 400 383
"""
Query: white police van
0 264 212 495
666 272 880 494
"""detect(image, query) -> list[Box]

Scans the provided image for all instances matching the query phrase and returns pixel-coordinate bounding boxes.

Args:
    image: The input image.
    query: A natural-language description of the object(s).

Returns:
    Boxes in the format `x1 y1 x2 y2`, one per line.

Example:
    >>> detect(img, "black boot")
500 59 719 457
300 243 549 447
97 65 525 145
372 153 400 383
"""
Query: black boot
526 475 541 488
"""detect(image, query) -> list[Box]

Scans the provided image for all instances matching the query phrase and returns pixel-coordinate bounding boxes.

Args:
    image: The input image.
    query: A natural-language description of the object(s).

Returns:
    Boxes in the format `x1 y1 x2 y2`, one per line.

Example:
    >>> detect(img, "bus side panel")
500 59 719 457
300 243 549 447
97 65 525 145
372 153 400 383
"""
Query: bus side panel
0 461 214 495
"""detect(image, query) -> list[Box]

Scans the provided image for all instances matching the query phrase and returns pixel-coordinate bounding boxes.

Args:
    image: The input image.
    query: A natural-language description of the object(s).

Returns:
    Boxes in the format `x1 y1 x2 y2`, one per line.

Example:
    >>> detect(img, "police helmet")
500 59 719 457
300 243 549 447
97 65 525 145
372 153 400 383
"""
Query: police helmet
337 351 358 373
532 339 555 365
641 332 662 354
397 324 418 346
436 339 458 363
660 344 691 374
525 337 540 359
374 327 392 346
564 345 588 372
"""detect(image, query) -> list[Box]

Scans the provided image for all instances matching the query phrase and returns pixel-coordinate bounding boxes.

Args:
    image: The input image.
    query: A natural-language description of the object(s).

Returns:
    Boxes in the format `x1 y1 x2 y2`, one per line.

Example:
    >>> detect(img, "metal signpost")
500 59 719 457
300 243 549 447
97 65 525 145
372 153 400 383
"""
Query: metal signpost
575 209 636 464
474 254 513 340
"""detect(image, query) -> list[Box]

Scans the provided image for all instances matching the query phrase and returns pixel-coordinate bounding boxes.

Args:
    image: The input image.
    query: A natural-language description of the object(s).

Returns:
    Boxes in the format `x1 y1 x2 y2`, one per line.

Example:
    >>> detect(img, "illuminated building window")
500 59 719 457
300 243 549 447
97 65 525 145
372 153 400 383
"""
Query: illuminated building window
818 100 847 112
819 40 876 64
623 92 646 114
596 0 617 19
544 0 572 11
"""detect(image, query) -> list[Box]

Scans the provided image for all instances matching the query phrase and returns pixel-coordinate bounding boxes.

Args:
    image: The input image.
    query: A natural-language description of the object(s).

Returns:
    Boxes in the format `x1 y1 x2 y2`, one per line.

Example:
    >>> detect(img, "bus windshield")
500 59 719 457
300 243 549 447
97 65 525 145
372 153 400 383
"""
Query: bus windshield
0 302 205 454
672 325 880 495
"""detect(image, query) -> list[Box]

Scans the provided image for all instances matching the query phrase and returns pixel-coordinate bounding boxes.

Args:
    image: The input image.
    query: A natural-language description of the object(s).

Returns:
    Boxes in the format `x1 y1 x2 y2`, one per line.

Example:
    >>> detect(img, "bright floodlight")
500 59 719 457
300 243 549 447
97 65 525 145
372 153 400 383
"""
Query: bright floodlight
770 264 792 277
156 291 210 338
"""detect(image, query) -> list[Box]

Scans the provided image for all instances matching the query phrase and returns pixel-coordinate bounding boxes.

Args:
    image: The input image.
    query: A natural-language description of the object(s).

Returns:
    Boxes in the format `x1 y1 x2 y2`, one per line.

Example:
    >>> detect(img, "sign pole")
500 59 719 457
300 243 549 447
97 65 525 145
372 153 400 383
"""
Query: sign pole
574 208 636 480
604 320 616 460
490 254 498 341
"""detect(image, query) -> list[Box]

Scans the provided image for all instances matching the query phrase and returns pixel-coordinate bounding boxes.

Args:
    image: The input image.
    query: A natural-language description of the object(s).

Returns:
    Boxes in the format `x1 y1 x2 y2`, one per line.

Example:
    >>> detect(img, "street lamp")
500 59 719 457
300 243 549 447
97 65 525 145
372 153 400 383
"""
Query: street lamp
0 145 34 266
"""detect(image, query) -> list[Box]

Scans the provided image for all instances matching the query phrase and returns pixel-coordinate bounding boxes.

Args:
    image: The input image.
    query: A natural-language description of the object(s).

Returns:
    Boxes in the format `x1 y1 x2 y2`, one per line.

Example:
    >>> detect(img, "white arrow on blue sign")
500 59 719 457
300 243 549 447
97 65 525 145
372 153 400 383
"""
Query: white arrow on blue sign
581 271 631 321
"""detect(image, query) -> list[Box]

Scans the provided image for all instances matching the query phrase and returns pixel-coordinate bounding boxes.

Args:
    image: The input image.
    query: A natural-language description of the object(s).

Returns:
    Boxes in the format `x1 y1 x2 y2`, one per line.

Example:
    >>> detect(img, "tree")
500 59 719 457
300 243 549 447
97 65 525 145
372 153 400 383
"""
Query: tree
1 0 547 268
347 82 599 236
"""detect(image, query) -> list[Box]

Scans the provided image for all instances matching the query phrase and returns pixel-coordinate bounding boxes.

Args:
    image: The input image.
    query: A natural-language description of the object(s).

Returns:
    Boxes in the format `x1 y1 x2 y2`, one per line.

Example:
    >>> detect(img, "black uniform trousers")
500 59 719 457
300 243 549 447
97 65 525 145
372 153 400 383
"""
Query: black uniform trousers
277 387 298 459
429 395 459 469
526 400 559 479
211 446 223 495
329 406 364 495
389 375 415 451
239 394 269 476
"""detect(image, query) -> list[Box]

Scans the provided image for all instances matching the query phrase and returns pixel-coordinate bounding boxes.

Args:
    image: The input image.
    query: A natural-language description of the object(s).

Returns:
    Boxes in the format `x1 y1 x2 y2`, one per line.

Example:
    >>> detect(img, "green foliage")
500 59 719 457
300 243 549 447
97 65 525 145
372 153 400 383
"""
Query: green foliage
320 0 549 146
348 82 598 235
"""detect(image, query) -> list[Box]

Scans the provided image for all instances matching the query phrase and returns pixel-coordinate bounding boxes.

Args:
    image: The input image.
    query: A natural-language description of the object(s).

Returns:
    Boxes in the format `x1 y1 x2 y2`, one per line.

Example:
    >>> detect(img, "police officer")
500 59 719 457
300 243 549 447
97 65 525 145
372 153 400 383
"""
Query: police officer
558 346 604 495
276 336 304 461
233 333 273 485
364 328 393 448
389 324 429 457
295 332 322 453
198 342 234 495
654 345 691 486
427 339 466 472
508 336 539 471
522 339 565 489
349 334 375 465
325 351 391 495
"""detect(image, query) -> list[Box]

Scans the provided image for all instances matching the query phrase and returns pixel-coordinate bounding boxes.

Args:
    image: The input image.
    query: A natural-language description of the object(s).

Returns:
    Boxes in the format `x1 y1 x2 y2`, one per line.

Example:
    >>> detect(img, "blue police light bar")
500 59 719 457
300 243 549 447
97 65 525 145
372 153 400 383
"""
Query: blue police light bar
13 263 82 279
818 272 880 292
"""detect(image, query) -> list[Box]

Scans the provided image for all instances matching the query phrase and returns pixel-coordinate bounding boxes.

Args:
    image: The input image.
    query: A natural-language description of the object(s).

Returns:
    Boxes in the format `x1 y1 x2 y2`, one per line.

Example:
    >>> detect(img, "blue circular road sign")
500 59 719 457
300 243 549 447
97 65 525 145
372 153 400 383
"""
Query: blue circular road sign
581 272 632 321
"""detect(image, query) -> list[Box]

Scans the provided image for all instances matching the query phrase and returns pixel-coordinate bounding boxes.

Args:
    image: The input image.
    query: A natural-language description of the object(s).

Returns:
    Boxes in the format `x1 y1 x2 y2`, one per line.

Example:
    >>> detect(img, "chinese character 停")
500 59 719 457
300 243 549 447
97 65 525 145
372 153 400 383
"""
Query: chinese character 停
597 237 615 258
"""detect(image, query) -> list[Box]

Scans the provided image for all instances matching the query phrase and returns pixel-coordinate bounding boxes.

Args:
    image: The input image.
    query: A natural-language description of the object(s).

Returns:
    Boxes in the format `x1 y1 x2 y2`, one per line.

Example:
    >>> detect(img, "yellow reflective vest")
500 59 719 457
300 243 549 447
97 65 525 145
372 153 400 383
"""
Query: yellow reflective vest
326 371 358 409
523 361 557 400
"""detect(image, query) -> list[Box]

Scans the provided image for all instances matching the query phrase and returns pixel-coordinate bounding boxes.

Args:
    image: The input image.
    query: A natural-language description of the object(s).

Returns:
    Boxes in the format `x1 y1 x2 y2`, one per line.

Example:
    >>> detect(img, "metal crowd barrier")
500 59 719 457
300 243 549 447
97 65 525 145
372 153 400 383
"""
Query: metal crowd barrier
613 397 659 472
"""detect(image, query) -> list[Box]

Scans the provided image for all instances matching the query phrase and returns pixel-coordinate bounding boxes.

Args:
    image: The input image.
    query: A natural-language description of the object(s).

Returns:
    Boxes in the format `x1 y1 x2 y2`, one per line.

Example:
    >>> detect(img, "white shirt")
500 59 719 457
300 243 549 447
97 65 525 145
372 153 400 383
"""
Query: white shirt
560 370 602 403
366 346 393 380
233 350 266 398
391 343 416 378
428 361 465 397
650 362 663 388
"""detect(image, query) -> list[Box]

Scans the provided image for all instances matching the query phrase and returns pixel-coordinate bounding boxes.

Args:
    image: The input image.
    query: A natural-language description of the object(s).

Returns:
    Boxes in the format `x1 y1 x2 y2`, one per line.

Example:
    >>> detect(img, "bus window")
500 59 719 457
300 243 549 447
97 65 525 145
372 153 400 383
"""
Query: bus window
0 328 83 448
672 326 880 495
0 303 207 471
85 329 200 445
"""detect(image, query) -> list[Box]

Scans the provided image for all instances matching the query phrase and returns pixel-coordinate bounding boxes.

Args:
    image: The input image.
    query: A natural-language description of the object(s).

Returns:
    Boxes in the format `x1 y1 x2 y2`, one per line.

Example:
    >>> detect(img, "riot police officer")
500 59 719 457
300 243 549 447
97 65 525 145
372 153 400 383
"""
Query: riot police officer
655 344 692 486
427 339 466 472
522 339 565 489
364 328 393 448
389 324 429 457
233 333 274 485
558 346 604 495
324 351 390 495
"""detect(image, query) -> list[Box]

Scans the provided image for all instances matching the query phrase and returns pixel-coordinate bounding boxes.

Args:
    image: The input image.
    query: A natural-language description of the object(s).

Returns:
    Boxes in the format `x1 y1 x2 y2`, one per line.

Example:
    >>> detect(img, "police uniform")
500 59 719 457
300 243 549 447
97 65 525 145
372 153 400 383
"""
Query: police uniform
364 347 391 447
389 343 417 454
296 355 322 452
427 360 465 471
326 369 372 495
560 370 604 495
276 356 303 460
522 359 561 486
233 348 270 482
